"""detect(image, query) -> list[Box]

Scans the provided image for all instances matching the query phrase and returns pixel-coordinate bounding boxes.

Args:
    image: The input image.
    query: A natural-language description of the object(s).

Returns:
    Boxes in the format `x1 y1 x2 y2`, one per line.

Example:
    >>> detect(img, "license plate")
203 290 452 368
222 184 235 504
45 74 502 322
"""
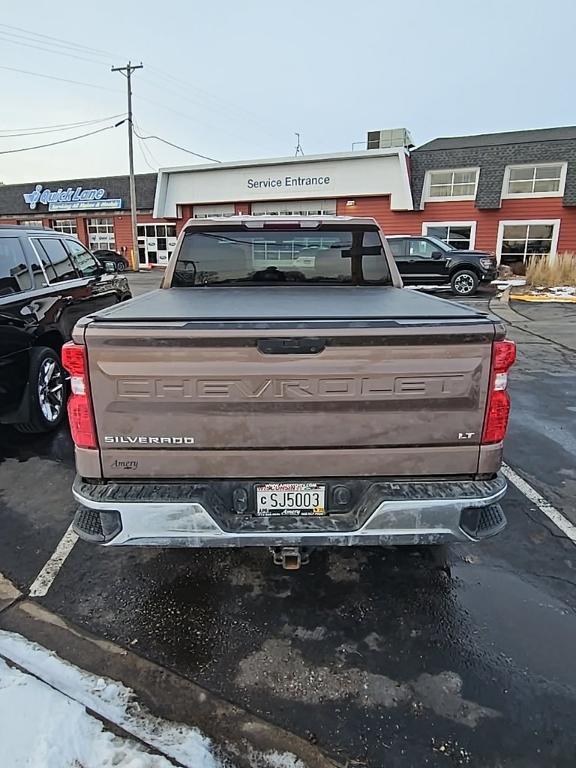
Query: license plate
256 483 326 516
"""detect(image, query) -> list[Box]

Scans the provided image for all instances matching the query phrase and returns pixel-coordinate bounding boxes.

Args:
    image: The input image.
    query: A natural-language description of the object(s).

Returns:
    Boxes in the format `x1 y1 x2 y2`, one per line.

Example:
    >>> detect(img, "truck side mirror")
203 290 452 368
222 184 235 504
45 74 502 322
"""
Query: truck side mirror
431 251 443 260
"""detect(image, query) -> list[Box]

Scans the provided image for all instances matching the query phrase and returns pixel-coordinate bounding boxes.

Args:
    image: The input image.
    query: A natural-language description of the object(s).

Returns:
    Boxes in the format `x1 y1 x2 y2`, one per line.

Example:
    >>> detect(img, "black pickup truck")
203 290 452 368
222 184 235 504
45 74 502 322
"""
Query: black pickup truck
0 226 130 433
387 235 497 296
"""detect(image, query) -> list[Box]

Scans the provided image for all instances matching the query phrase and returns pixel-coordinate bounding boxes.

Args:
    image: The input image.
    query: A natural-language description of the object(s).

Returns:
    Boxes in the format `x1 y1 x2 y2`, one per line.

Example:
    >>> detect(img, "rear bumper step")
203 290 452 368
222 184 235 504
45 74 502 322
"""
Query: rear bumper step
72 475 507 547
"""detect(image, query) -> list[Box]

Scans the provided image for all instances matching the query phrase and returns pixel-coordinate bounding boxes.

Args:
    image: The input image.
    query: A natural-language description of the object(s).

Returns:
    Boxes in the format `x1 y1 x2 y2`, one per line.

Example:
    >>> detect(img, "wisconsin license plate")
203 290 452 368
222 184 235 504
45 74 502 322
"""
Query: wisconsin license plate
256 483 326 516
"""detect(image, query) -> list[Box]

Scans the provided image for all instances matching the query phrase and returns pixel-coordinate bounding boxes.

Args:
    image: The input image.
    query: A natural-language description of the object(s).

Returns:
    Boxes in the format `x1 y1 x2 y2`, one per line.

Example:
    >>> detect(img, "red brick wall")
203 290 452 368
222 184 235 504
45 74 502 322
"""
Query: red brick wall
176 206 194 233
113 214 175 251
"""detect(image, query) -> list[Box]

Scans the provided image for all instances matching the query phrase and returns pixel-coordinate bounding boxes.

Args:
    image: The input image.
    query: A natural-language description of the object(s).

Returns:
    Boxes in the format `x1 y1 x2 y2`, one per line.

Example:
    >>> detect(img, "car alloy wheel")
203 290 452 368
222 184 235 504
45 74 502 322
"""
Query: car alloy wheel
38 358 64 423
454 273 476 295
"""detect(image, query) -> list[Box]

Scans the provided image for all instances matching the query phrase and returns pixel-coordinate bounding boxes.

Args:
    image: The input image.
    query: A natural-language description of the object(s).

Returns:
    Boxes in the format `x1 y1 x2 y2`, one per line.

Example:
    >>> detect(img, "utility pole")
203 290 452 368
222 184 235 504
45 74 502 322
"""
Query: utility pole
112 61 143 271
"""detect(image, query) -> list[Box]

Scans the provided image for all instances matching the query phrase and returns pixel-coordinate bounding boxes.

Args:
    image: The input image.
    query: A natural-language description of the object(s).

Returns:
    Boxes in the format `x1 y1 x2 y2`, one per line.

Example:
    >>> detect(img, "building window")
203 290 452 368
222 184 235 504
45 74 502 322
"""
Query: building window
251 199 337 216
422 222 476 250
424 169 479 201
137 223 177 267
87 218 115 251
193 204 235 218
18 220 42 227
503 163 566 198
497 219 560 271
52 219 77 235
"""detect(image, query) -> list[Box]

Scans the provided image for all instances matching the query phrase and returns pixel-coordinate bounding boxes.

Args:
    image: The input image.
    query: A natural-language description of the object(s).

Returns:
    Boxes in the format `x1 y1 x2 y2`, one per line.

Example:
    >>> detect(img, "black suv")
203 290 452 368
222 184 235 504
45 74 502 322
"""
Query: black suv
0 226 131 433
387 235 497 296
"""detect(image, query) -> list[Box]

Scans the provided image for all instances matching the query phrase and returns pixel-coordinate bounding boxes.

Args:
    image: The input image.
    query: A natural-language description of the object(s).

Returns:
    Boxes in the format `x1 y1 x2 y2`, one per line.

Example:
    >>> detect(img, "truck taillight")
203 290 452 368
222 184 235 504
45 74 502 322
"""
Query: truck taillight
61 342 96 449
482 340 516 444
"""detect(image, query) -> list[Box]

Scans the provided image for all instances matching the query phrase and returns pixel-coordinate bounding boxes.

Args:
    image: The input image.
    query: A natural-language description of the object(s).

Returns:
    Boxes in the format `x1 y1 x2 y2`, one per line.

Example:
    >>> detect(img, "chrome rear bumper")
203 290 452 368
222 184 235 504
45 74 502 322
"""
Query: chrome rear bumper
72 475 507 547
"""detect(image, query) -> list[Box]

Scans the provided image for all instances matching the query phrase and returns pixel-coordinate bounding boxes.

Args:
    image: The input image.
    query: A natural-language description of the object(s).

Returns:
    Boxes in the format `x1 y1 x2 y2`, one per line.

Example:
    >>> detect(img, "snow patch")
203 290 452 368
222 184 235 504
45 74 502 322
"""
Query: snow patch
0 656 172 767
540 286 576 296
491 278 527 287
0 630 220 768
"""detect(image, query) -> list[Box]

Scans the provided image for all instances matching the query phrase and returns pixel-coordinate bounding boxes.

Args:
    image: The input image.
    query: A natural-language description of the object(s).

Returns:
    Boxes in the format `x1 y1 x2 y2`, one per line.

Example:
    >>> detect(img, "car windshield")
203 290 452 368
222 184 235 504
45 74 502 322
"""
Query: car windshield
172 225 392 286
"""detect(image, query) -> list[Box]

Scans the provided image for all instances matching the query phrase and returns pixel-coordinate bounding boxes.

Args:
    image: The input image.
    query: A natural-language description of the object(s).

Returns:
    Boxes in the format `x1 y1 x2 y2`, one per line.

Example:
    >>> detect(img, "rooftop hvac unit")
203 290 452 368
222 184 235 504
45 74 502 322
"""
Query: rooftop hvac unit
366 128 414 150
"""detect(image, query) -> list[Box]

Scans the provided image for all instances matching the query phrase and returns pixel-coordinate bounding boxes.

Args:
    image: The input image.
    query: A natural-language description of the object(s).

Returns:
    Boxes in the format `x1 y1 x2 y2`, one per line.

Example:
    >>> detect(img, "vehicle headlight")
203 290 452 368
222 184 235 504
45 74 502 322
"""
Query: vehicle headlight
480 258 494 269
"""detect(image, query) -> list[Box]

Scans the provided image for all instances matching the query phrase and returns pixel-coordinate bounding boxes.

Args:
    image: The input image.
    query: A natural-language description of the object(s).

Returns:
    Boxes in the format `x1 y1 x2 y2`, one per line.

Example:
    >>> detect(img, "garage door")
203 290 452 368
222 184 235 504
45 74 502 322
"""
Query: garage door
251 199 337 216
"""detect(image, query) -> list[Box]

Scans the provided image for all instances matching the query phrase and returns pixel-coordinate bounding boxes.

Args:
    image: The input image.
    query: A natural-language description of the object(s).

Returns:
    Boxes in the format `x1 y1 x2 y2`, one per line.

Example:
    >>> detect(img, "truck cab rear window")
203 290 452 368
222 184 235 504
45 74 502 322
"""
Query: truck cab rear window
173 227 391 286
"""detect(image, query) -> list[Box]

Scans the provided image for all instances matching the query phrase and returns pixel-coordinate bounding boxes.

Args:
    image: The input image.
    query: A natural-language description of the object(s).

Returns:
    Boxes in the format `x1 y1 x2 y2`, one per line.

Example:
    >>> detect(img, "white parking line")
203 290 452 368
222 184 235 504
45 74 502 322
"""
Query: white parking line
29 524 78 597
502 463 576 544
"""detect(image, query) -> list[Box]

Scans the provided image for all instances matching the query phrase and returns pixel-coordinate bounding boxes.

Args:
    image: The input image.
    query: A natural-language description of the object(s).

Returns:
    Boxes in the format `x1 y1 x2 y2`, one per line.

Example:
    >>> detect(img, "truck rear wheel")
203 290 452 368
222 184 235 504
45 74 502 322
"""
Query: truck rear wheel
14 347 66 433
451 270 479 296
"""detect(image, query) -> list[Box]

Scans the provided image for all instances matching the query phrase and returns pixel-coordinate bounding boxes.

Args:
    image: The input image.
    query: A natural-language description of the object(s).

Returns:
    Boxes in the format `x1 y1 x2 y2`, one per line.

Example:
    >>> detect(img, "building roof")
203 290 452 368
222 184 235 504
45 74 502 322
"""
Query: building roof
0 173 157 217
415 126 576 152
157 147 407 175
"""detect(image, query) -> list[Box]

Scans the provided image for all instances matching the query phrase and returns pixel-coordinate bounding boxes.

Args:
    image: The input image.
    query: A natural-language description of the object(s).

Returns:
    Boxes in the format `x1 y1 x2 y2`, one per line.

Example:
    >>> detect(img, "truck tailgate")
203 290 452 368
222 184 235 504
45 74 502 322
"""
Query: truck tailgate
82 287 497 479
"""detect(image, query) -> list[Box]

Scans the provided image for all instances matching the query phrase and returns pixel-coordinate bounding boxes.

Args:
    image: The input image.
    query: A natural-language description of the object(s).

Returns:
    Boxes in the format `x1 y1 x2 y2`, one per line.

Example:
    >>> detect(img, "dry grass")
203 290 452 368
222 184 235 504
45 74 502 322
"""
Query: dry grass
526 251 576 288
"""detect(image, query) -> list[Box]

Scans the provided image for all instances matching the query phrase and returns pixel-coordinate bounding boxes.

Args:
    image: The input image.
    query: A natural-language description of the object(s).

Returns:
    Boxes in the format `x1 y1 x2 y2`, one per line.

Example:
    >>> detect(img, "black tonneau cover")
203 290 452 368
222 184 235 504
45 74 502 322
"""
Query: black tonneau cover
90 286 492 323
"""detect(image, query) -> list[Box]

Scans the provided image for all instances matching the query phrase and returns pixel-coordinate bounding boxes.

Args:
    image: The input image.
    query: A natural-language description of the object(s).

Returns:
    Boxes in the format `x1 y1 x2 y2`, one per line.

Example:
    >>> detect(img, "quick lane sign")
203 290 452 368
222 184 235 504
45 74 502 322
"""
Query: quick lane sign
23 184 122 211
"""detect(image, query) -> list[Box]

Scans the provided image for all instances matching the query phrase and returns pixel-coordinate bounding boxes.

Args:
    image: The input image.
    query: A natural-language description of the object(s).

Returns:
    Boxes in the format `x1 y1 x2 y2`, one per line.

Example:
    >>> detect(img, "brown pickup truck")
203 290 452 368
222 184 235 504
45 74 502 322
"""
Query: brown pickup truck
63 216 515 568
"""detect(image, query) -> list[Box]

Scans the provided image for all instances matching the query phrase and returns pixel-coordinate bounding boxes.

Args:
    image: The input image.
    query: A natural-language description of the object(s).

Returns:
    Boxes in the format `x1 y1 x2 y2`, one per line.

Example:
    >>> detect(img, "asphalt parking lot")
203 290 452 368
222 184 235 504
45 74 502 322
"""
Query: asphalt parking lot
1 272 576 767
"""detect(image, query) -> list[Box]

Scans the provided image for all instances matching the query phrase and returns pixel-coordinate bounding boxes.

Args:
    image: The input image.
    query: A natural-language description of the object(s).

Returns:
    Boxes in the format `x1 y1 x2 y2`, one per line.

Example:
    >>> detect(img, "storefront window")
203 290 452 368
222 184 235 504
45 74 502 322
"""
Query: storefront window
499 221 557 273
18 220 43 227
87 218 115 251
52 219 77 236
137 223 177 267
424 223 475 250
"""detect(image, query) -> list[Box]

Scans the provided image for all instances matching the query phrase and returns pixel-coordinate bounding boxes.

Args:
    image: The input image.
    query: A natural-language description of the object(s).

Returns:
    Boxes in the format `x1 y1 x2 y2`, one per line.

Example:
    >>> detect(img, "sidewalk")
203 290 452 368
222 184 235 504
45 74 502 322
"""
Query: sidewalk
489 290 576 352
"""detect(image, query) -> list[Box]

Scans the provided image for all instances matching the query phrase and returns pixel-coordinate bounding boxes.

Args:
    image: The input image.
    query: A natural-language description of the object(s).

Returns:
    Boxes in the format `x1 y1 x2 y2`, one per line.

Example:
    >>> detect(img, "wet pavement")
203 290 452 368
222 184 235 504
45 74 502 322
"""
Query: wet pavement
1 283 576 767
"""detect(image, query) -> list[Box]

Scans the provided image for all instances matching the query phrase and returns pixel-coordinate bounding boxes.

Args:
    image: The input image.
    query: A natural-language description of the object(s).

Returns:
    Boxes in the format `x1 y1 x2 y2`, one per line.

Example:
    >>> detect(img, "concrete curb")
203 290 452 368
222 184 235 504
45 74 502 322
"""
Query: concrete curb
488 287 527 324
0 572 22 614
0 599 342 768
512 294 576 303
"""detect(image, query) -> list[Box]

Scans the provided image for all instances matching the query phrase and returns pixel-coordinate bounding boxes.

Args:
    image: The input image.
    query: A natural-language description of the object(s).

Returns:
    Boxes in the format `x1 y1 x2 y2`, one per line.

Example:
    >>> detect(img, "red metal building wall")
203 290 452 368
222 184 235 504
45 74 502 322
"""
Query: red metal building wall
336 196 576 253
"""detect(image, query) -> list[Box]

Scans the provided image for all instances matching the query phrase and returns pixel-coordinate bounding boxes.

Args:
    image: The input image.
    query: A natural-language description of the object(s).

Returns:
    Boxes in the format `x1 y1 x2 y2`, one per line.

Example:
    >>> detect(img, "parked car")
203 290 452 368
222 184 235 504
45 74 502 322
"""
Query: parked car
0 226 131 433
66 216 514 568
92 249 129 272
387 235 497 296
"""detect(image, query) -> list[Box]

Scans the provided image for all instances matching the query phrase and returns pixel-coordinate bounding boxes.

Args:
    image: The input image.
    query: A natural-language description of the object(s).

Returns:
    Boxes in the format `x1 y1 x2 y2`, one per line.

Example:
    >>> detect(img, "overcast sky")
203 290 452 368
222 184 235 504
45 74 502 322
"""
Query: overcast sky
1 0 574 184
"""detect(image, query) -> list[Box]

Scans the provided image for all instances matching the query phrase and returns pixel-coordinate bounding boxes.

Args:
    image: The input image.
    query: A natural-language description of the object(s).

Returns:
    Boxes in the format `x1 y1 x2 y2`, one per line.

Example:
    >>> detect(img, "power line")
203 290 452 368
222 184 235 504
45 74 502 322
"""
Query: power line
145 66 286 137
0 114 126 138
136 134 157 171
134 91 270 155
0 30 114 66
142 69 286 146
0 64 121 93
133 127 220 163
0 22 118 59
0 120 126 155
0 22 288 153
134 121 161 168
0 22 285 153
